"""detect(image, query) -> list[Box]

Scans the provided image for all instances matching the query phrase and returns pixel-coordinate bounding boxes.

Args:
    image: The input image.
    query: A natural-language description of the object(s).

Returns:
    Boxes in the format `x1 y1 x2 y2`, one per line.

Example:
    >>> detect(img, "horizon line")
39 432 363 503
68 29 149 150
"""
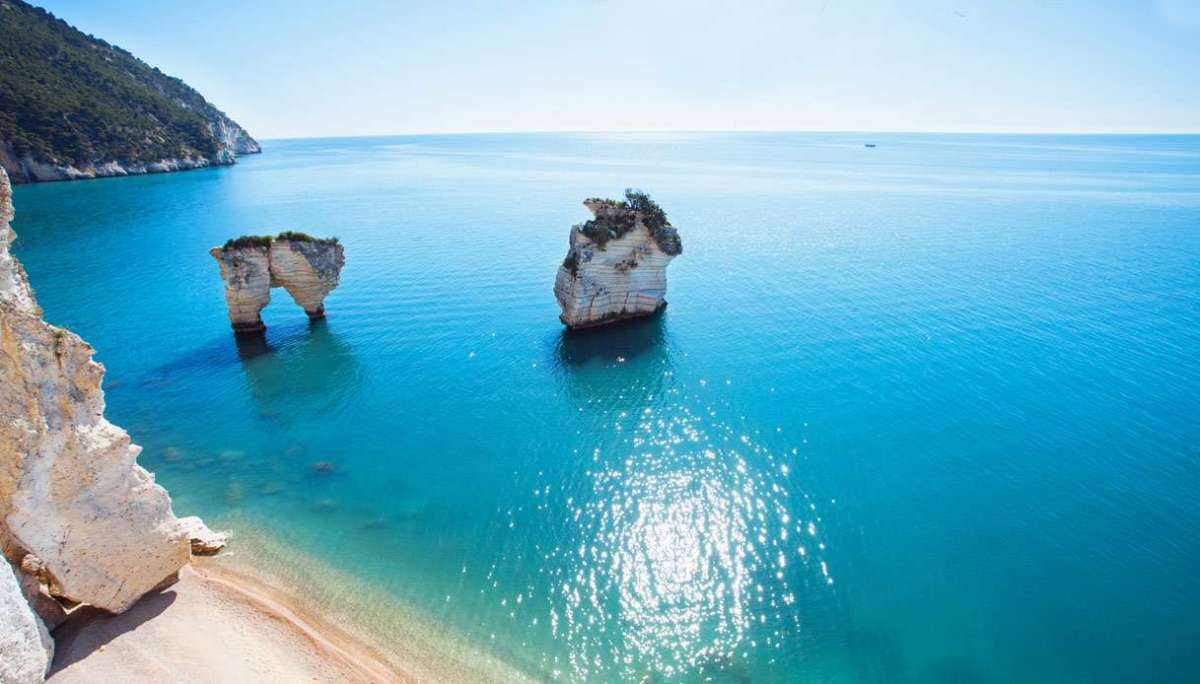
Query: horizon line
255 128 1200 143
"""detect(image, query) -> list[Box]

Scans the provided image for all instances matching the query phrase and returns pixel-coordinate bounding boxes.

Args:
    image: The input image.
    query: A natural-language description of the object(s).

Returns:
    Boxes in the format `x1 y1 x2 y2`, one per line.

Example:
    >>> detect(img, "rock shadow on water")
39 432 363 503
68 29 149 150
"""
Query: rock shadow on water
138 318 361 425
130 333 255 394
234 318 364 418
553 310 669 369
231 329 273 361
138 316 319 385
551 313 676 411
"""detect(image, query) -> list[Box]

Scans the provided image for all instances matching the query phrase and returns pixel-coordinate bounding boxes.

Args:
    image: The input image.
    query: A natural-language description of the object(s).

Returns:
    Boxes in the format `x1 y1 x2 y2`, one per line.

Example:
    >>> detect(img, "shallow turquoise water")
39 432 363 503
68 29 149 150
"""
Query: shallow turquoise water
11 133 1200 682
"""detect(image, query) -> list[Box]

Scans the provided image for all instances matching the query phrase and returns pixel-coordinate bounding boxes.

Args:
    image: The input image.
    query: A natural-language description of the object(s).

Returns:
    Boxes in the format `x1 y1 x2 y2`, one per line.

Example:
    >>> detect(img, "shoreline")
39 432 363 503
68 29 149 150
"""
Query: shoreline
1 145 262 185
49 562 405 683
194 562 403 682
210 520 541 683
47 521 540 683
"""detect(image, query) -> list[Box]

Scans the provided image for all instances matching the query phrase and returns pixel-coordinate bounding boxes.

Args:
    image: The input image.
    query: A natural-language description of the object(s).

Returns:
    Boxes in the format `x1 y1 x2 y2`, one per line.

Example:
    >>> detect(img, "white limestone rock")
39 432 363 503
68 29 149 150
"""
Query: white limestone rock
0 141 221 184
0 168 194 614
0 176 35 313
0 118 258 185
13 554 68 631
554 196 682 329
210 234 344 332
178 516 227 556
209 242 273 332
270 238 345 319
1 554 53 684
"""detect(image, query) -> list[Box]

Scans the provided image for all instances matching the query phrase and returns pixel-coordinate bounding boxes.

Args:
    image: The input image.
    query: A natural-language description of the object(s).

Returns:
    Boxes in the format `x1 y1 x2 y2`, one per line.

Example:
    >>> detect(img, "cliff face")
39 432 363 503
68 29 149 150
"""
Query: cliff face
554 198 682 329
210 235 345 332
0 0 260 184
0 168 209 631
212 117 263 158
1 556 52 684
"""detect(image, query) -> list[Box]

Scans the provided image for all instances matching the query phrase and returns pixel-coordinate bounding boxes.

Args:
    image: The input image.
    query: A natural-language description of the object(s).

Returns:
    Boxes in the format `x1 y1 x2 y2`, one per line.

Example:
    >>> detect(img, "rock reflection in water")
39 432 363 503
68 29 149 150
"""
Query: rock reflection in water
553 308 668 370
551 314 676 419
234 319 363 419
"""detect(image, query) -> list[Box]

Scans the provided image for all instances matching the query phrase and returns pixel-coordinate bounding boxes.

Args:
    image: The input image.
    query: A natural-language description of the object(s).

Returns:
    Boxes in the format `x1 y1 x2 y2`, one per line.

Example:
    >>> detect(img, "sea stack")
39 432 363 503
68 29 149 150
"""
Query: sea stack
210 233 345 333
1 168 224 680
554 190 682 329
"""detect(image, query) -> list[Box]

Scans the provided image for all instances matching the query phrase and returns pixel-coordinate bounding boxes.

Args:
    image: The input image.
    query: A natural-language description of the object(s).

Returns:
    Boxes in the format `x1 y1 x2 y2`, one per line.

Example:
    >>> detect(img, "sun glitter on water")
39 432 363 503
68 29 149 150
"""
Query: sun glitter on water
538 394 834 681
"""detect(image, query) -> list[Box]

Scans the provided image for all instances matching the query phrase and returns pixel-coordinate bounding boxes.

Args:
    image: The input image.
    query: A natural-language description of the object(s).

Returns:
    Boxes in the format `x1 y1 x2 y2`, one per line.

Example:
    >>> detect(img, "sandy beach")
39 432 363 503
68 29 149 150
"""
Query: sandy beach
48 562 404 683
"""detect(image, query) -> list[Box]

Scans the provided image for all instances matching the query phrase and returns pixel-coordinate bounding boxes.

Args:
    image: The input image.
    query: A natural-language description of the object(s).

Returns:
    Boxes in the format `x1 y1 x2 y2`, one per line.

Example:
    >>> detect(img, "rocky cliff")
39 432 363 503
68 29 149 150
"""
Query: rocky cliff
0 0 260 184
1 556 52 684
1 168 221 680
210 233 345 333
554 192 682 329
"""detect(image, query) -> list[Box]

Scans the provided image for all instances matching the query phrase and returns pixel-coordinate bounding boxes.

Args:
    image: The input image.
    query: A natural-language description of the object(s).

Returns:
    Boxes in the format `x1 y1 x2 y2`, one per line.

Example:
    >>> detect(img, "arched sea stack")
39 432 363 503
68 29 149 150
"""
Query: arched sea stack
210 232 345 333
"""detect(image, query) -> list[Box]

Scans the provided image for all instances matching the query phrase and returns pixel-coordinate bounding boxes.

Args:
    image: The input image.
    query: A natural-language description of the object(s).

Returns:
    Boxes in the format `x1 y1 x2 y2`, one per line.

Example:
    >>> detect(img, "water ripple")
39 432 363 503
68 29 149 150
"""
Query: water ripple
541 396 831 681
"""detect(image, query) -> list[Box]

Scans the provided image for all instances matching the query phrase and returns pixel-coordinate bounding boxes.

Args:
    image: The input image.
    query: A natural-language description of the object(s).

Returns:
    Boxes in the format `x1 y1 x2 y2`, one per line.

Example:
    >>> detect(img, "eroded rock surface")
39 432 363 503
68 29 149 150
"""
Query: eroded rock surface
0 168 198 615
209 244 272 332
554 195 682 329
13 554 68 631
0 556 53 684
178 516 227 556
270 238 344 319
210 235 344 332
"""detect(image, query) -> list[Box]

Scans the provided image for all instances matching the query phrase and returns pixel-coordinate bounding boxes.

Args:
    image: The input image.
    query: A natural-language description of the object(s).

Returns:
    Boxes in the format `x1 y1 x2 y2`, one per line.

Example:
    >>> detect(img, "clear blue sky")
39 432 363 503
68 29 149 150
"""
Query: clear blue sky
35 0 1200 138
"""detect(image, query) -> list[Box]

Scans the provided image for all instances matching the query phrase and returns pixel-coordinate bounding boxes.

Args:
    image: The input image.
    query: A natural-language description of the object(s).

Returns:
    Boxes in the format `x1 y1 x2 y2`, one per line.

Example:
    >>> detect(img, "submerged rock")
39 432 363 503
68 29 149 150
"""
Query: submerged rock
210 233 345 333
554 190 681 329
0 556 53 684
1 168 201 615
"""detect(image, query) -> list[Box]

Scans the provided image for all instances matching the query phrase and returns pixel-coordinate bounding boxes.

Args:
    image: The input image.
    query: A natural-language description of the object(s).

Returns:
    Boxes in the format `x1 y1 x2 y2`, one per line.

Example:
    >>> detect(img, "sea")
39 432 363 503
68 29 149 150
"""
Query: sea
10 132 1200 683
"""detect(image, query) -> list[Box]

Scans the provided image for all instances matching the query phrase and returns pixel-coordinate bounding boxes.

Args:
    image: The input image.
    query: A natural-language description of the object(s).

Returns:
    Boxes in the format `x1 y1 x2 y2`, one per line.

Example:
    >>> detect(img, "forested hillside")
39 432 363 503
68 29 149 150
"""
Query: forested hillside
0 0 259 182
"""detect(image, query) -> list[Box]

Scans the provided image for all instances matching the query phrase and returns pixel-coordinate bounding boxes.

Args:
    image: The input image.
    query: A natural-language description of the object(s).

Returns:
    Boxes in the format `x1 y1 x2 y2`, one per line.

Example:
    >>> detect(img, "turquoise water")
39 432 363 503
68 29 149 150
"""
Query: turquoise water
11 133 1200 682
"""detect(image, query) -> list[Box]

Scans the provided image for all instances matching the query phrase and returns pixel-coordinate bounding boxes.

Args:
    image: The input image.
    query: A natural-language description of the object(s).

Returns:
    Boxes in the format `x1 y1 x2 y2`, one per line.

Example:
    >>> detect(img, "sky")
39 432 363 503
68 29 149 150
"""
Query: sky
33 0 1200 139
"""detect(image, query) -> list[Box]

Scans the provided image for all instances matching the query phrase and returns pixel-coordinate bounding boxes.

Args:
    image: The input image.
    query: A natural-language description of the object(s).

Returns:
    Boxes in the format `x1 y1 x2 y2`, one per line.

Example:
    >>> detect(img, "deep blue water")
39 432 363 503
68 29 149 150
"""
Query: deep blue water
10 132 1200 682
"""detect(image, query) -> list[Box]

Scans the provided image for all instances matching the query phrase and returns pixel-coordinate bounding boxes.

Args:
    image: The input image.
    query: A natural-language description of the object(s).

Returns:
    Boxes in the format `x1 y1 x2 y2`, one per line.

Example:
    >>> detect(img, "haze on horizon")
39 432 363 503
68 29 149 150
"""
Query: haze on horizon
35 0 1200 139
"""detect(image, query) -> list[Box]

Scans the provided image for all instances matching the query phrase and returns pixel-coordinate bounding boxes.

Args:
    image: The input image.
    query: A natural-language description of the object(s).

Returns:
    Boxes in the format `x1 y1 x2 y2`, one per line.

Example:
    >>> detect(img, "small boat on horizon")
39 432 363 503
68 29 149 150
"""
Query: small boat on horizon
865 143 877 148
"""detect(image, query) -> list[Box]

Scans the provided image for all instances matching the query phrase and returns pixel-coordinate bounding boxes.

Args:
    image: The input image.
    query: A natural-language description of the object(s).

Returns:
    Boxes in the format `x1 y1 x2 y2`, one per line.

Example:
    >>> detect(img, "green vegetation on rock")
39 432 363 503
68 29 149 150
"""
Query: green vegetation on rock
222 236 274 250
579 189 682 256
0 0 258 181
222 232 339 250
276 231 339 245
